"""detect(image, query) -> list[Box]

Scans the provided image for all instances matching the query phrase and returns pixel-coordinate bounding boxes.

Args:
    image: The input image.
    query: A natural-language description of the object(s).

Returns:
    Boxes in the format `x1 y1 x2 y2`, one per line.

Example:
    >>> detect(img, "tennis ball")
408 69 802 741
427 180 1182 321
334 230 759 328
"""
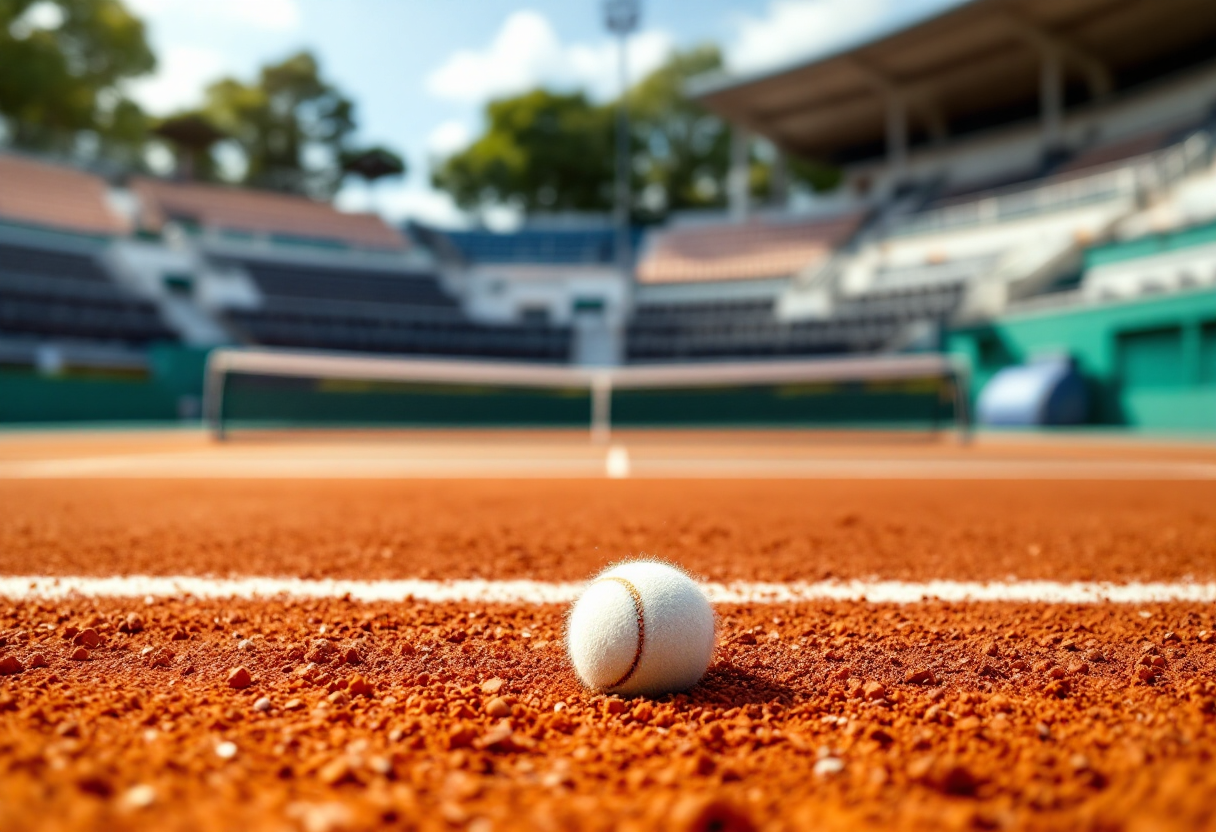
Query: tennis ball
566 560 715 697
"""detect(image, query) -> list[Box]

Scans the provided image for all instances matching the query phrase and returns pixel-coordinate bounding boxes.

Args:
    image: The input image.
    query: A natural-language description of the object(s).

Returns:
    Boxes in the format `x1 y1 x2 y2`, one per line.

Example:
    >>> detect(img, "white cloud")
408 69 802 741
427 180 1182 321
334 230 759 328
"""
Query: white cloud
126 0 301 33
128 44 229 115
427 120 472 157
425 10 672 105
728 0 891 75
9 1 65 38
336 182 467 229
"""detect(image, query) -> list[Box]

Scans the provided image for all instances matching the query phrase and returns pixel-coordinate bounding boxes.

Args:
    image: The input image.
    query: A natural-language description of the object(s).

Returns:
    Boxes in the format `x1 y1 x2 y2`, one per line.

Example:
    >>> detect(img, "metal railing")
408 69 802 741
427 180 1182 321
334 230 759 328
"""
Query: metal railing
889 128 1214 238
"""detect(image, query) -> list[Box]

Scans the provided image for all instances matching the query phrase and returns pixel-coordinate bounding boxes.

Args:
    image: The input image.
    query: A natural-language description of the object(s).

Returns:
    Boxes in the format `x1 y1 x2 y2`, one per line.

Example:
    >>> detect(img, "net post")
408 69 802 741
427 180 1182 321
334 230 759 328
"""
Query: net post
951 365 972 446
590 373 612 444
203 349 229 441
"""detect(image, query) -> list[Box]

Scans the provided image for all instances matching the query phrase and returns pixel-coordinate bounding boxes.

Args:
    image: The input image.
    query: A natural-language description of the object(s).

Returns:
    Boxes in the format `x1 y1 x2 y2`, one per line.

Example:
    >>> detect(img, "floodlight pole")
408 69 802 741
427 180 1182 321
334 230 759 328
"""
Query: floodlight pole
605 0 639 291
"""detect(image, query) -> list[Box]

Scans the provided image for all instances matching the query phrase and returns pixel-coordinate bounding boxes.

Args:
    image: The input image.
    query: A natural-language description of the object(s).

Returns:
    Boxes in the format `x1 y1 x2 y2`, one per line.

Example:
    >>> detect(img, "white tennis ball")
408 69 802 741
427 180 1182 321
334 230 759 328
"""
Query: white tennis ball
566 560 716 697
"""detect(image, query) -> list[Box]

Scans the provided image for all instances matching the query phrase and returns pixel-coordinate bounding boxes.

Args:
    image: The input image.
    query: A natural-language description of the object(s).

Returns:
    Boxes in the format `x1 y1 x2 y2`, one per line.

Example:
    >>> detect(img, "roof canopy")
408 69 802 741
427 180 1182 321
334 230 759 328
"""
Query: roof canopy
694 0 1216 165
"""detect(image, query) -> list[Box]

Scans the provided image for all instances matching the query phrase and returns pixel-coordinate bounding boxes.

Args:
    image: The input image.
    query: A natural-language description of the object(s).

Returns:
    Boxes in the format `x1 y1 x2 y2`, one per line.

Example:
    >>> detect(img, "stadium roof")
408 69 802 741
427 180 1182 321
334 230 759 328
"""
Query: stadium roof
694 0 1216 165
132 178 407 251
0 154 129 236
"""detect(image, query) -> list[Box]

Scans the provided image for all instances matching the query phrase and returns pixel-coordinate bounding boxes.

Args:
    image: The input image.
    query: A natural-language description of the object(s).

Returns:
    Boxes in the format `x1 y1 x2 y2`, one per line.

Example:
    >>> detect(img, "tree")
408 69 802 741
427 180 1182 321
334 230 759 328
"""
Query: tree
341 146 407 184
629 45 732 215
787 156 842 193
432 90 613 214
153 111 227 181
0 0 155 152
204 51 359 199
430 46 790 220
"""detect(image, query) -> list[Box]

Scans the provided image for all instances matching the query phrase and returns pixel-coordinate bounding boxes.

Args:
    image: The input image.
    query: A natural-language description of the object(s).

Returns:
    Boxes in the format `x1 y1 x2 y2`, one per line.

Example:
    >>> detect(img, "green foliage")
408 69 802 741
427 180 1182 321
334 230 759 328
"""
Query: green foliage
0 0 155 152
787 156 842 193
204 51 359 198
341 145 407 183
431 45 839 219
432 89 613 213
629 44 731 214
153 110 227 182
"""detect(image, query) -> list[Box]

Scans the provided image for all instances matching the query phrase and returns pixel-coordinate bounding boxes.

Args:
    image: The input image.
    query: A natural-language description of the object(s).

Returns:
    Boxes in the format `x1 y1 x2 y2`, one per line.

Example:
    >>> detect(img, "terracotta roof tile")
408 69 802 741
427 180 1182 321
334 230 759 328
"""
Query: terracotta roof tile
0 154 128 235
131 178 406 251
637 214 861 284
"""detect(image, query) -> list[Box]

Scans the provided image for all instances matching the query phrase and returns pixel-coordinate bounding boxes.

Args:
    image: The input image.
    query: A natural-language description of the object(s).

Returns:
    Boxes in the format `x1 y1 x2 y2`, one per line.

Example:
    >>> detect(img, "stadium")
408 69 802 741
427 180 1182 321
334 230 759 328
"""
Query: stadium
1 0 1216 829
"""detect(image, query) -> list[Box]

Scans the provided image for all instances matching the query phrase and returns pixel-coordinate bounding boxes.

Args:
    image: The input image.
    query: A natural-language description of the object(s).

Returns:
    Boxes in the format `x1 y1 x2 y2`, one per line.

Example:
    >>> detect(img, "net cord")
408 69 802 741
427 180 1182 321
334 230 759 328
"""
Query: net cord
203 347 971 442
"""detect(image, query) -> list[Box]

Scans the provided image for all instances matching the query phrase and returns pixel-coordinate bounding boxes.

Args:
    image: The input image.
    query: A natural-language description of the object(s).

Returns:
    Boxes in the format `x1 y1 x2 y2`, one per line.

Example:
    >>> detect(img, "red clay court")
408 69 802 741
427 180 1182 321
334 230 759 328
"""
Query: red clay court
2 429 1215 832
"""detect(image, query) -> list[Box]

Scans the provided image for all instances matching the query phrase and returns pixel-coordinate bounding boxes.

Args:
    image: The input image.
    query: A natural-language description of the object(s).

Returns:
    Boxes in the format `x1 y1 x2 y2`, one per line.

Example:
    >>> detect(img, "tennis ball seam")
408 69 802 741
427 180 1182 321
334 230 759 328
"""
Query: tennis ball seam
597 576 646 691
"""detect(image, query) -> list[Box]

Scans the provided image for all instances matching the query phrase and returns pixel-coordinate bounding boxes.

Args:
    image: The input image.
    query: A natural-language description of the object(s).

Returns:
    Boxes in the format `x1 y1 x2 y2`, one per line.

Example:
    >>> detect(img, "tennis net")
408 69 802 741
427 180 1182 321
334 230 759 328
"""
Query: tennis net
203 348 970 441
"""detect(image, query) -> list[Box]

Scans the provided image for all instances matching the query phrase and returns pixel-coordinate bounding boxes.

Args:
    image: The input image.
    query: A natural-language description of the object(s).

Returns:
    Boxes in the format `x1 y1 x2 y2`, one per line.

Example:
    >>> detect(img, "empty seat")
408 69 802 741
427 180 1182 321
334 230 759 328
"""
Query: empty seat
637 214 863 285
220 257 571 363
625 283 964 362
0 240 176 345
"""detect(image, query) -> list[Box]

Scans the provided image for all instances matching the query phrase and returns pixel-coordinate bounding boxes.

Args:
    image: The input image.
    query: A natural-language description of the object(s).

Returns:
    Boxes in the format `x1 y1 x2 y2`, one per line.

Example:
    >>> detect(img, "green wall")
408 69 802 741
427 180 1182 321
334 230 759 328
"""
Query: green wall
1084 218 1216 268
948 287 1216 431
0 345 211 425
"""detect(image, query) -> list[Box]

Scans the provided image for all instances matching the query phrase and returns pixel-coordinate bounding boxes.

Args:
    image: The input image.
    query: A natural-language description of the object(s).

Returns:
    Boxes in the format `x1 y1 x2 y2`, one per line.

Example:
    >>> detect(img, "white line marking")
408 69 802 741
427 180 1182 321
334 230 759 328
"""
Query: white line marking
0 452 1211 484
1 576 1214 604
0 455 1214 480
605 445 631 479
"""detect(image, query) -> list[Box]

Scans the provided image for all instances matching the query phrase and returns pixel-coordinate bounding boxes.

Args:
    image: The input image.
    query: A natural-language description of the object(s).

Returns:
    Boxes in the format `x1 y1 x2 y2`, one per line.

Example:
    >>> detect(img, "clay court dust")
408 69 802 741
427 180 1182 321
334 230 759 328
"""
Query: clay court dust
2 437 1216 831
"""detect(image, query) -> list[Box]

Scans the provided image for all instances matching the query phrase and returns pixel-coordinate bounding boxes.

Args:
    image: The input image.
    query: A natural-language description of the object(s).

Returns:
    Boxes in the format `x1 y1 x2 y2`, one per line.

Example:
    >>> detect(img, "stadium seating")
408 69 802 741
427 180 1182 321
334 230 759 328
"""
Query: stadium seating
216 256 571 362
0 239 176 346
626 282 962 362
1051 128 1178 178
0 155 179 350
823 133 1210 315
131 178 407 251
440 227 635 265
2 114 1210 373
0 154 129 236
1082 219 1216 300
637 214 862 285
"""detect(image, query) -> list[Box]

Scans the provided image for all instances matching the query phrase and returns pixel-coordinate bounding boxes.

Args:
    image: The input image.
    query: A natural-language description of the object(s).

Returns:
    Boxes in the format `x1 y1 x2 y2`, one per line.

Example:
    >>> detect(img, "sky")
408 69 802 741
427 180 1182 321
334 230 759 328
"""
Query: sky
122 0 964 228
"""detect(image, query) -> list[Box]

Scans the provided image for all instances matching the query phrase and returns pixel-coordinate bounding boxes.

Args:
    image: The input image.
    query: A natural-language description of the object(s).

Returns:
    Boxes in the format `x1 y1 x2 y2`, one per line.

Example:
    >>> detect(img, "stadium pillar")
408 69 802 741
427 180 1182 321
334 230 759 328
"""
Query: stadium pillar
769 148 789 208
1040 45 1065 153
729 127 751 222
885 93 908 187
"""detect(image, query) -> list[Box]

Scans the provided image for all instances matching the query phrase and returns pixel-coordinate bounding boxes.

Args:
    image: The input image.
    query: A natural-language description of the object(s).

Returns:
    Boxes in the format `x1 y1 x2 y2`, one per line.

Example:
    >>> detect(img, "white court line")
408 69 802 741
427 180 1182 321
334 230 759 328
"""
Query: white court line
1 575 1214 605
2 455 1216 479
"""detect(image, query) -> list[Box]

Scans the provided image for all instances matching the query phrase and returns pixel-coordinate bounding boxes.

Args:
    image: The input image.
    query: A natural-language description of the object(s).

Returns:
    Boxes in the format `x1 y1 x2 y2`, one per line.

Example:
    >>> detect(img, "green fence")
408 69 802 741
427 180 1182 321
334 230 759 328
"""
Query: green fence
0 345 211 425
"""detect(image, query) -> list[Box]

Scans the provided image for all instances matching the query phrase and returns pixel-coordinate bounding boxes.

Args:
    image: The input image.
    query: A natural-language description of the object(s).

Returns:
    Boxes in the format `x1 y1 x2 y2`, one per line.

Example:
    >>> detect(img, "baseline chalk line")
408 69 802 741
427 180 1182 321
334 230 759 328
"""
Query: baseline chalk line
2 576 1215 605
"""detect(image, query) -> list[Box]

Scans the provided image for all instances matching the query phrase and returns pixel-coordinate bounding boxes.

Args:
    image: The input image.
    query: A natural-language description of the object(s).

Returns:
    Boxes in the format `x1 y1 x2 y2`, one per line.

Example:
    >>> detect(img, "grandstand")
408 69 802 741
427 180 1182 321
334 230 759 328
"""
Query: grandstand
672 0 1216 427
627 213 894 361
2 0 1215 430
415 221 632 366
213 251 570 362
162 185 577 363
131 178 408 251
0 156 177 372
0 155 573 391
